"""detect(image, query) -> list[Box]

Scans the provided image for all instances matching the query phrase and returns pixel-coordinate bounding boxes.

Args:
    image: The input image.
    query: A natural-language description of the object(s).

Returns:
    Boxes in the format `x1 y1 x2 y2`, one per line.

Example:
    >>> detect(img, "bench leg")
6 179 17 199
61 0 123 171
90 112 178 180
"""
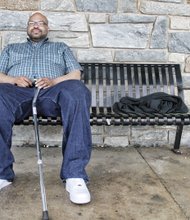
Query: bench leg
172 125 183 154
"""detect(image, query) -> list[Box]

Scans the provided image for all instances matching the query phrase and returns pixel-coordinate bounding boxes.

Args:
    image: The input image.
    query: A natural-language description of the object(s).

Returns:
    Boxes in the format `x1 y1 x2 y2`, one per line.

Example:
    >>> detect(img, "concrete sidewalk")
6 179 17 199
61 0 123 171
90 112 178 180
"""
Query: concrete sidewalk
0 146 190 220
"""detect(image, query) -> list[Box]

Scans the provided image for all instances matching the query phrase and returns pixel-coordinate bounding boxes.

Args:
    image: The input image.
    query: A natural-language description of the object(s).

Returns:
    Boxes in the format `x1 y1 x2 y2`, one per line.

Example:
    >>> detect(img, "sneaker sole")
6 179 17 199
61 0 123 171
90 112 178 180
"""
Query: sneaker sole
66 187 91 204
0 181 12 190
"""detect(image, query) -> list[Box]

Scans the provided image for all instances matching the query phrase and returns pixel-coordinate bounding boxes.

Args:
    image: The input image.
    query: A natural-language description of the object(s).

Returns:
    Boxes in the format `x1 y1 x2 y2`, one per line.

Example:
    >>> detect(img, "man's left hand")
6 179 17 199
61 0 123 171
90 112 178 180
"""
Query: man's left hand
35 78 54 89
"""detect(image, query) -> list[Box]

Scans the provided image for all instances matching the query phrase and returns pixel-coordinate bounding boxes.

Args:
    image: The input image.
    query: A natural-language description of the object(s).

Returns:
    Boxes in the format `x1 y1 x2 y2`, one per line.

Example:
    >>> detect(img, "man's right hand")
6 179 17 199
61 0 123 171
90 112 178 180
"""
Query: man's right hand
14 76 33 87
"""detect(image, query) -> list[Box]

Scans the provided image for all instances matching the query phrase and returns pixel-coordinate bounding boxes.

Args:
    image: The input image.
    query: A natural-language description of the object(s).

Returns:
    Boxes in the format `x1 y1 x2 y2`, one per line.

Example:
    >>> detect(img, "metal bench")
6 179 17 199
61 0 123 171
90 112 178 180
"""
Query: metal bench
16 63 190 153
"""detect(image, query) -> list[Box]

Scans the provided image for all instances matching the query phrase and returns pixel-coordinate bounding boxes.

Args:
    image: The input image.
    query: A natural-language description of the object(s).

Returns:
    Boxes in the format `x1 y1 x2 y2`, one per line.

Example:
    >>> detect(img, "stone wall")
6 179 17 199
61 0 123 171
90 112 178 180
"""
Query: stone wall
1 0 190 147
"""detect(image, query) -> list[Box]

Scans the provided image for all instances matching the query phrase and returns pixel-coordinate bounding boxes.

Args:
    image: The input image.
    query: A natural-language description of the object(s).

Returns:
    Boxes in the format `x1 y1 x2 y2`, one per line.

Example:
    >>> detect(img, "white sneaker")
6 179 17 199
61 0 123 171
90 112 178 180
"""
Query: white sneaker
0 179 12 190
66 178 91 204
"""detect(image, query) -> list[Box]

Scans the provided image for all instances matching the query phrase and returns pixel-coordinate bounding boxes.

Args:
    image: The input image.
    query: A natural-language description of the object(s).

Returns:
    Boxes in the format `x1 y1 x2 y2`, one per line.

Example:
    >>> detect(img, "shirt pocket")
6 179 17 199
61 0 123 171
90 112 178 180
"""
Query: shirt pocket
8 51 31 67
44 51 64 65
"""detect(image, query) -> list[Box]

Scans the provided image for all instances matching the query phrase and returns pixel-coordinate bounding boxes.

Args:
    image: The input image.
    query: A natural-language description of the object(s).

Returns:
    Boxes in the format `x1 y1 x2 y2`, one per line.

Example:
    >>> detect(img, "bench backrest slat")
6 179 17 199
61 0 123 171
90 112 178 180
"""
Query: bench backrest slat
147 65 154 94
113 64 119 103
174 64 183 98
168 65 175 95
134 65 140 98
154 65 161 92
119 64 126 98
127 65 133 97
161 66 168 93
98 64 104 107
106 64 112 107
140 65 147 97
91 64 97 107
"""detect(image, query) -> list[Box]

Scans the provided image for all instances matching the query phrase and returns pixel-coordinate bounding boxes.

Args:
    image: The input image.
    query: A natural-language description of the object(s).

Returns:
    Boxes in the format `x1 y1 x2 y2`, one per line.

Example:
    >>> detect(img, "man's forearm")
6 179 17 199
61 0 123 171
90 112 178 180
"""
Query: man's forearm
0 73 33 87
52 70 81 85
0 72 15 84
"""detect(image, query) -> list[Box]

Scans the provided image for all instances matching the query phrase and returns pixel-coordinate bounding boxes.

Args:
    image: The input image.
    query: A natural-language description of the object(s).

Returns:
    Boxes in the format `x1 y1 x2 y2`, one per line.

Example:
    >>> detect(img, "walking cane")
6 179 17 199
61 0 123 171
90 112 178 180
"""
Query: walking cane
32 87 49 220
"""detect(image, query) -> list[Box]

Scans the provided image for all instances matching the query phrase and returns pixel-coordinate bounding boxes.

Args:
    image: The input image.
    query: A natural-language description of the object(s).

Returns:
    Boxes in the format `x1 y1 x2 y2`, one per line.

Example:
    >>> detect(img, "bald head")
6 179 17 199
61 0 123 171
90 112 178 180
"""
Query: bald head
29 12 48 25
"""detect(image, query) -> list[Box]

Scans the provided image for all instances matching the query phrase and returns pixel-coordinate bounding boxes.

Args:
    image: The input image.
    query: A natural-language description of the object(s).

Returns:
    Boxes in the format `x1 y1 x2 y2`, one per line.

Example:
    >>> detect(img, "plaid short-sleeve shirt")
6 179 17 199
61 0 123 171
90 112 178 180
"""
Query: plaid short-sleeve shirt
0 38 82 80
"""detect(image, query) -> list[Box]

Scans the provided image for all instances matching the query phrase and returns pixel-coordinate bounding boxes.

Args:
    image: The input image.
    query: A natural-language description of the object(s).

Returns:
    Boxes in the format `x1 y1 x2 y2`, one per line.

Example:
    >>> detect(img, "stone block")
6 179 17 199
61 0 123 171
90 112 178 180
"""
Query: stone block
170 16 190 30
104 126 130 136
12 125 35 146
150 16 168 49
156 0 181 2
37 125 63 146
184 90 190 107
110 14 155 23
88 13 107 23
77 49 113 63
104 136 129 147
130 126 168 147
41 0 75 11
118 0 137 13
169 32 190 53
76 0 117 12
43 12 88 32
48 32 90 48
2 31 27 47
0 11 30 30
0 0 39 10
185 56 190 73
182 74 190 89
140 1 190 16
92 135 104 146
131 126 168 140
90 24 151 48
91 126 104 135
169 53 185 63
12 125 63 146
115 50 167 62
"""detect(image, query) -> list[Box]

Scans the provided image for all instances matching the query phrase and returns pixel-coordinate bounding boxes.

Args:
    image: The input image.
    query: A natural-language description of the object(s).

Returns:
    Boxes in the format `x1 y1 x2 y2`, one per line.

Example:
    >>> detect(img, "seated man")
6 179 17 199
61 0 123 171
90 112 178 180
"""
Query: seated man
0 12 92 204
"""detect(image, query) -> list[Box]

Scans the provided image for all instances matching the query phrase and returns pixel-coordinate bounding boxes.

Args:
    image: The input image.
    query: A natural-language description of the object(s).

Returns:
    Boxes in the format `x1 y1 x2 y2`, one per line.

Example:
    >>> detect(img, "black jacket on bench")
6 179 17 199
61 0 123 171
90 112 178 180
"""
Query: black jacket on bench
113 92 188 116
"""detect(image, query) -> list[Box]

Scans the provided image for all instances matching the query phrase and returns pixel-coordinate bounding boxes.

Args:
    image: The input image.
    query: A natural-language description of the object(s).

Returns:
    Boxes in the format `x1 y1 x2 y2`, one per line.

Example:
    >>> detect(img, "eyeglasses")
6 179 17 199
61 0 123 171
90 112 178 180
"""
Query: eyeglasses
28 21 48 27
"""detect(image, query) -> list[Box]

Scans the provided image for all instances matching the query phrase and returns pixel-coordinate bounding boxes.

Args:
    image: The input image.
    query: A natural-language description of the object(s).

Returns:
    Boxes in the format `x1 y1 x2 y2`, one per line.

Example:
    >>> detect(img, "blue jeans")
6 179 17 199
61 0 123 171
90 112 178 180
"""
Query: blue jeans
0 80 92 181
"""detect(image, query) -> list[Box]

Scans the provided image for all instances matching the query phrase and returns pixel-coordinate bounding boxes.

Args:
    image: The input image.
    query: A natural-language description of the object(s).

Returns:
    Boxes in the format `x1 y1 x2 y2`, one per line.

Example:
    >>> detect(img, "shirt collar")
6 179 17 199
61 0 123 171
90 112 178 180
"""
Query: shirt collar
27 37 49 46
